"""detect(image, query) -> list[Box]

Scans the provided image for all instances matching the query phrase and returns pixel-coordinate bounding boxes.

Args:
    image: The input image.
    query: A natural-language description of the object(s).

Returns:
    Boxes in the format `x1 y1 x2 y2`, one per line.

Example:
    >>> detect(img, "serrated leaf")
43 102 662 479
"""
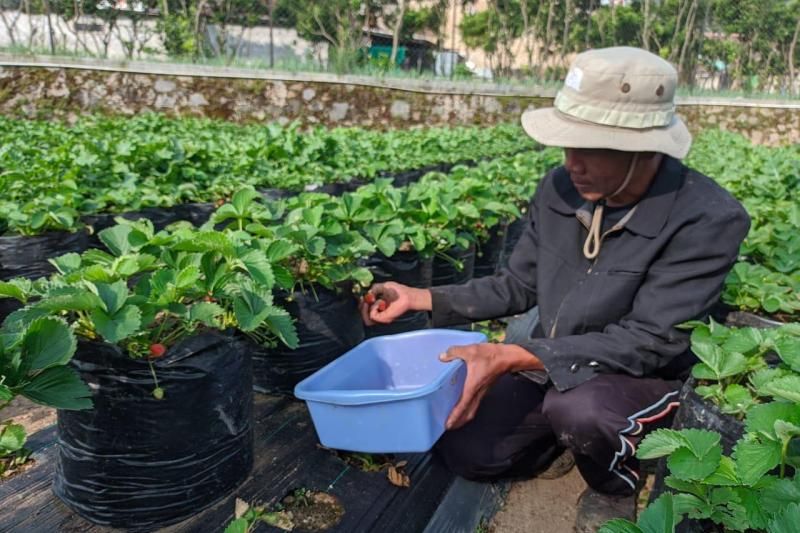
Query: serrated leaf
48 253 82 275
94 280 129 315
668 445 722 482
0 384 12 403
21 365 92 410
722 328 762 355
637 429 689 460
22 317 77 371
98 225 133 256
681 429 722 458
265 239 297 262
750 368 790 396
758 476 800 515
0 423 26 453
735 487 770 531
597 520 642 533
0 280 29 303
774 335 800 372
734 439 781 486
91 305 141 343
175 265 201 290
745 402 800 439
691 363 718 381
223 518 249 533
263 312 299 349
232 188 260 215
702 456 739 486
239 251 275 288
721 384 755 414
233 289 273 332
767 502 800 533
637 492 677 533
763 375 800 403
188 302 224 328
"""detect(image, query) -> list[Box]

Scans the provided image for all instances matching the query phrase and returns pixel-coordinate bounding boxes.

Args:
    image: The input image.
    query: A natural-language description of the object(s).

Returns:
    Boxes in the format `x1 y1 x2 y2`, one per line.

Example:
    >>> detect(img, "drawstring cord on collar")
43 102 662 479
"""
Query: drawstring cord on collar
582 153 639 260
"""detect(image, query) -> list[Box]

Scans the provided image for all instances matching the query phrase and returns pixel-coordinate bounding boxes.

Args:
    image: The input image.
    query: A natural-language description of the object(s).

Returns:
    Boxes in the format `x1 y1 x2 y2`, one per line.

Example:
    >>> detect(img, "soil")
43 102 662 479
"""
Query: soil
488 467 587 533
280 490 345 532
2 397 56 435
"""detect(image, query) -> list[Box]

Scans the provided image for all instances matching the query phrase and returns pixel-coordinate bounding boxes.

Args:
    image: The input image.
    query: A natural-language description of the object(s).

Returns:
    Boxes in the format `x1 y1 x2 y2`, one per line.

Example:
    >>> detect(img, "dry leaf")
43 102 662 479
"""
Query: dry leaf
234 498 250 519
387 465 411 488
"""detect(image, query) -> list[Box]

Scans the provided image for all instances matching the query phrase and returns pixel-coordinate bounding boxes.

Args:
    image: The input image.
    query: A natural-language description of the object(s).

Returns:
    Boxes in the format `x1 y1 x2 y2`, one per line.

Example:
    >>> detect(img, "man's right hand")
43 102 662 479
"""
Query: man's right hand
359 282 432 326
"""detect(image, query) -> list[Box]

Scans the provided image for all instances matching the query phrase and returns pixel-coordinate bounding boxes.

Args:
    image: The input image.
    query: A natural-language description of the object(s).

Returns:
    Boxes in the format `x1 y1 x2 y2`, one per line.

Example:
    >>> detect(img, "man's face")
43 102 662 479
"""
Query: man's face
563 148 636 203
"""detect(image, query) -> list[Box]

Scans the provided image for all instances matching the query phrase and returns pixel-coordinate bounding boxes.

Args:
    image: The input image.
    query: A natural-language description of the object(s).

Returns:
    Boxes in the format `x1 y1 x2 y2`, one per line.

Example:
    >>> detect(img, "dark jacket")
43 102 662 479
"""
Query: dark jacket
430 156 750 392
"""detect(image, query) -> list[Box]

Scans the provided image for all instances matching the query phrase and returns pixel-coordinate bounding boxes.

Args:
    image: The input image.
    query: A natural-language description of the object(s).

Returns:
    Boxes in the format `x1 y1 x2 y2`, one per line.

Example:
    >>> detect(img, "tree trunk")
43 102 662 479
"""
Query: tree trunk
642 0 650 49
610 0 617 45
519 0 534 70
390 0 406 66
677 0 698 84
42 0 55 54
669 0 688 63
561 0 573 59
789 16 800 97
268 0 275 67
542 0 556 77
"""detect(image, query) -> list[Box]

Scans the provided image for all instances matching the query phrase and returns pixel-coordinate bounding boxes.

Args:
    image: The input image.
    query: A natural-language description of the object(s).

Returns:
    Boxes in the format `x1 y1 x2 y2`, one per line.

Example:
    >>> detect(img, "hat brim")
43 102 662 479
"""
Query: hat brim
521 107 692 160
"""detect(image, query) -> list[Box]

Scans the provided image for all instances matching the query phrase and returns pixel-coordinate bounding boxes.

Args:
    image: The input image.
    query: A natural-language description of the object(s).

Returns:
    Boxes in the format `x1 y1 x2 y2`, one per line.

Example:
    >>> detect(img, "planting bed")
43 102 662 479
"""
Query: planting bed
0 395 503 533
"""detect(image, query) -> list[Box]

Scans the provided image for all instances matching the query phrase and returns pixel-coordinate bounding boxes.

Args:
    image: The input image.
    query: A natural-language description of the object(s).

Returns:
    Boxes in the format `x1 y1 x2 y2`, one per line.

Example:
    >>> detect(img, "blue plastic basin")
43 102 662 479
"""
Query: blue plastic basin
294 329 487 453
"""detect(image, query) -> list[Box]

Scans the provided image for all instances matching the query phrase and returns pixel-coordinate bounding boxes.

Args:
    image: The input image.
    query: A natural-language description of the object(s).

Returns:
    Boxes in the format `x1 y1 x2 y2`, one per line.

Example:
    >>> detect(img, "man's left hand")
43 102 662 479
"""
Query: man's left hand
439 343 545 430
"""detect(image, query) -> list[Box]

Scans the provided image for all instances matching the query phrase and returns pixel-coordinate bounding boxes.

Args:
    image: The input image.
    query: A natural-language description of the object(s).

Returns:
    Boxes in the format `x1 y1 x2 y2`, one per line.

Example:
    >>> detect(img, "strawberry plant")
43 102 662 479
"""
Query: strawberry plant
602 402 800 533
0 218 299 399
0 316 91 476
685 319 800 418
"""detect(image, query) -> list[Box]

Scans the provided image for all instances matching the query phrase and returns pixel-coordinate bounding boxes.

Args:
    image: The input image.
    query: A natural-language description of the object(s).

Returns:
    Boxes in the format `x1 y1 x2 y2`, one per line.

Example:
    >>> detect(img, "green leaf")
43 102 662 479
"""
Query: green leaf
758 476 800 515
233 289 274 332
722 328 762 355
668 445 722 482
637 429 689 460
350 267 374 288
48 253 82 275
188 302 224 328
95 280 129 315
232 188 259 215
691 363 717 381
223 518 249 533
637 493 678 533
239 250 275 288
22 317 77 371
0 384 12 403
21 365 93 410
376 237 397 257
264 312 299 349
597 520 642 533
702 456 739 486
175 265 201 290
91 305 141 343
0 280 29 303
681 429 722 458
763 375 800 403
98 225 133 256
750 368 790 396
33 287 104 313
721 384 755 414
736 487 770 531
767 502 800 533
746 402 800 439
734 439 781 486
0 423 26 453
264 239 297 262
774 336 800 372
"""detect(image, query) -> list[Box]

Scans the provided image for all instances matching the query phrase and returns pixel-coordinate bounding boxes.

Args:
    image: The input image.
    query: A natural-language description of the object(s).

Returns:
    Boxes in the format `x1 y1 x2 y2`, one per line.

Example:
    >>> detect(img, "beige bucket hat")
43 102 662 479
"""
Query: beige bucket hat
521 47 692 159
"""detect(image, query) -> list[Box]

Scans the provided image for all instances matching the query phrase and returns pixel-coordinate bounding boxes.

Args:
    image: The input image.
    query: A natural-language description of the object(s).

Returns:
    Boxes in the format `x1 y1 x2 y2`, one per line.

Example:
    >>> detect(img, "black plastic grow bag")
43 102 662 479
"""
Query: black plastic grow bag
53 331 253 531
0 229 90 281
252 285 365 394
648 377 744 507
364 250 432 338
473 222 508 278
498 215 528 270
432 243 476 287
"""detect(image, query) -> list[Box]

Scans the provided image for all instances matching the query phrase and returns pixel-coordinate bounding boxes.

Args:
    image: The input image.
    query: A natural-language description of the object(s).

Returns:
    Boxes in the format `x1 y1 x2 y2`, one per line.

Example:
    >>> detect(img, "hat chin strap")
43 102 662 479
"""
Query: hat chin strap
582 153 640 261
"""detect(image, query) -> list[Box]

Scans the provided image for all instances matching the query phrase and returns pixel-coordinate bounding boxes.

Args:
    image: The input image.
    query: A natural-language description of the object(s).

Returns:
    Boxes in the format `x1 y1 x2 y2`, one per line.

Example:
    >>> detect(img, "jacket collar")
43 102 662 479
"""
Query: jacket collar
548 156 685 238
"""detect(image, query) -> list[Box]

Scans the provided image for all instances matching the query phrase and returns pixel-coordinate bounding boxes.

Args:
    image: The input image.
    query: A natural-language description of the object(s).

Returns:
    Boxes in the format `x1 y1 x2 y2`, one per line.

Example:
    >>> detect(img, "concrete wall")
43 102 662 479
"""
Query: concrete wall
0 56 798 146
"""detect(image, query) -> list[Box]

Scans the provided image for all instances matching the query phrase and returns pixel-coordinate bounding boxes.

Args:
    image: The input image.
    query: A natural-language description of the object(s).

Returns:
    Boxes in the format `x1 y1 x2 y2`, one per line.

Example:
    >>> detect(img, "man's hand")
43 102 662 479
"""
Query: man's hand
440 343 545 430
359 282 432 326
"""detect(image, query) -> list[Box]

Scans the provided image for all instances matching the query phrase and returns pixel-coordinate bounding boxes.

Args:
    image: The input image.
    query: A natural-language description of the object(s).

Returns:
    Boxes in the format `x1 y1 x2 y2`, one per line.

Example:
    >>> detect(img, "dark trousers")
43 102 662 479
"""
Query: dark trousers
434 309 682 495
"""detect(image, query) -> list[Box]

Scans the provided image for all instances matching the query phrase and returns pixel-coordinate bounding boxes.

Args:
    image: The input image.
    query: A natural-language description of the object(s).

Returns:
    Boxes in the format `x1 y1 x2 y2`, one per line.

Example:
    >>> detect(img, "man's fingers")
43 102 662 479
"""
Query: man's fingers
359 300 375 326
439 344 473 362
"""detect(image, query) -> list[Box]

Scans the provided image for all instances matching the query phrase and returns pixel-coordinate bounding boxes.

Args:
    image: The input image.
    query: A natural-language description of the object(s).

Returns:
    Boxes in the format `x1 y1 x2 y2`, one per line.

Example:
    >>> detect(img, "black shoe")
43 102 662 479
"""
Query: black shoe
537 449 576 480
574 488 636 533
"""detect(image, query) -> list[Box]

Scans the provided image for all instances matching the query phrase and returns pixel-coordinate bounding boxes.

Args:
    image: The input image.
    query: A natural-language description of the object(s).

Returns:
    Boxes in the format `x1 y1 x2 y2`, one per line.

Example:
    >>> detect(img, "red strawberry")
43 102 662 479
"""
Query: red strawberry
364 292 376 305
149 343 167 359
376 300 387 312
